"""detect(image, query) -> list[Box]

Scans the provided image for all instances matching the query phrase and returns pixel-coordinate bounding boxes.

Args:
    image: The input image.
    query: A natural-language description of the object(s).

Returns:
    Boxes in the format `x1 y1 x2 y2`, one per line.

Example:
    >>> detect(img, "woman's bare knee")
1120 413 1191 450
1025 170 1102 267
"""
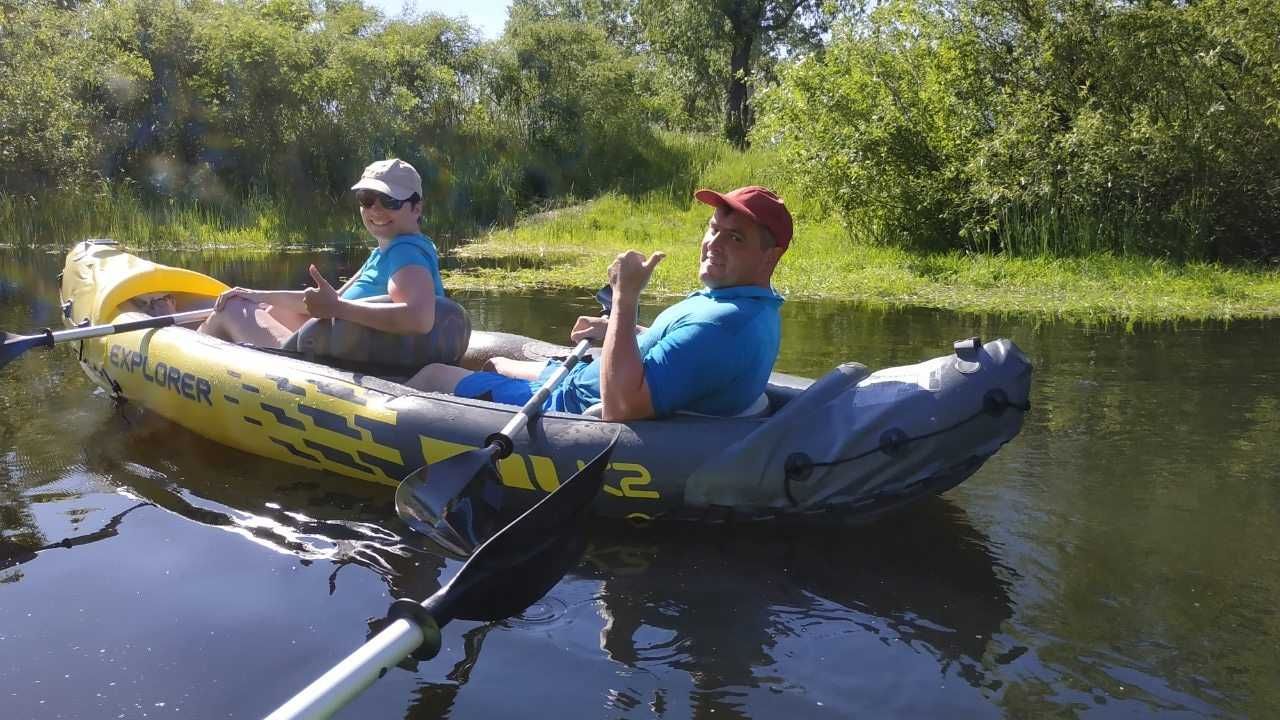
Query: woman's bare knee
198 310 229 339
199 297 291 347
266 304 308 331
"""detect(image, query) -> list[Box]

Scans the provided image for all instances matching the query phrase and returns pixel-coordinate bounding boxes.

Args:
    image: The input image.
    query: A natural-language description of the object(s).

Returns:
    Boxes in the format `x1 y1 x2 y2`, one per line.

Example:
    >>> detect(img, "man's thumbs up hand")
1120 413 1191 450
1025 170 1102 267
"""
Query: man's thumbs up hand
608 250 665 302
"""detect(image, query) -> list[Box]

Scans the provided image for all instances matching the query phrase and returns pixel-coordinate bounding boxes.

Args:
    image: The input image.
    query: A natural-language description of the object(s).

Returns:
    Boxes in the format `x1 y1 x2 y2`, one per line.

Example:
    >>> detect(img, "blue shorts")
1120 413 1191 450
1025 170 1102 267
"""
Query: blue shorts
454 371 537 406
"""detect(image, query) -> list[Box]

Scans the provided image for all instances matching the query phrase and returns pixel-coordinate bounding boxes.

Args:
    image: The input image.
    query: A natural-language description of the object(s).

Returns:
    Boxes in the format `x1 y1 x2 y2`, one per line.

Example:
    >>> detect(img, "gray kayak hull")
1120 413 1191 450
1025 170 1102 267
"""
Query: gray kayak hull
427 332 1033 524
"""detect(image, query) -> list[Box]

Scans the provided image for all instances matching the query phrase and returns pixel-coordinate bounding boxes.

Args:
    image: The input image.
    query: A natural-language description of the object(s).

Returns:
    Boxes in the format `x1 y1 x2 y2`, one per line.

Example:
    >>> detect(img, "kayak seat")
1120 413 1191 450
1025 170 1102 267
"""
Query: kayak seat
92 263 229 324
581 392 772 420
282 295 471 373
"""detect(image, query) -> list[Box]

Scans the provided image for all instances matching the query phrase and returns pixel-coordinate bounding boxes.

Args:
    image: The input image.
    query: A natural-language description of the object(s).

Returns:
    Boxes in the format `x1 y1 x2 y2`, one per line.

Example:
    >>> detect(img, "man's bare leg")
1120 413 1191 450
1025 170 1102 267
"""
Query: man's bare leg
485 357 547 380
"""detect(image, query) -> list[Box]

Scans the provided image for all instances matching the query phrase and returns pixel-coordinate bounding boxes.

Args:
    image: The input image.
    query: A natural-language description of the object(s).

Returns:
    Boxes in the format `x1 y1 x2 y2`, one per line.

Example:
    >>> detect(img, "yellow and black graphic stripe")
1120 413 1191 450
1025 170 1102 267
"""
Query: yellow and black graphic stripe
306 378 369 406
223 370 407 485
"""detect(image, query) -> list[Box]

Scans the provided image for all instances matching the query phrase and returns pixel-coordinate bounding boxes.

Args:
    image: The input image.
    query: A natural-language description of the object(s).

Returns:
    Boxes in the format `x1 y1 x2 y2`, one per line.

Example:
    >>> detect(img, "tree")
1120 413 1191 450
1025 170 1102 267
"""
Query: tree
506 0 645 49
508 0 858 146
642 0 853 146
490 18 655 198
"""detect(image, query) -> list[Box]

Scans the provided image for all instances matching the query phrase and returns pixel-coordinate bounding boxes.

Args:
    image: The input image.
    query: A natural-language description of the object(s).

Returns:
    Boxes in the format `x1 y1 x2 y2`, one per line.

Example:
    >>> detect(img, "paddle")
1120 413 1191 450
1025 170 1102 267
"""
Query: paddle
265 432 619 720
394 286 614 555
0 309 214 369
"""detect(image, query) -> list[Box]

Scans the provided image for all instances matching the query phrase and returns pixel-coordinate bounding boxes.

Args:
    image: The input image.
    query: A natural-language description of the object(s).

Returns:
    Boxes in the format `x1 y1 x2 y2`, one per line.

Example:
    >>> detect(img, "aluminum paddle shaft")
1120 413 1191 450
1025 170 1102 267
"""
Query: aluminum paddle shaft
492 338 591 447
394 338 597 553
0 309 214 368
489 283 612 451
263 617 438 720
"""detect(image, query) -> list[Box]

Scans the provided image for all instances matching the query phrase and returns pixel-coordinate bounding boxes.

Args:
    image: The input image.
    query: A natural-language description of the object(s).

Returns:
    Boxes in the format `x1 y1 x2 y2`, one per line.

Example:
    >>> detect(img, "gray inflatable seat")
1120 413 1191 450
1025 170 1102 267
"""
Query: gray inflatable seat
283 295 471 372
582 392 771 419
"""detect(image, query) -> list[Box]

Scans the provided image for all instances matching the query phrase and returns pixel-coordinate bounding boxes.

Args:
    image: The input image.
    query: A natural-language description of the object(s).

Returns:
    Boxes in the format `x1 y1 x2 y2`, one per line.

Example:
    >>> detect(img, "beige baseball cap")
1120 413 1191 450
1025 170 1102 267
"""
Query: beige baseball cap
350 159 423 200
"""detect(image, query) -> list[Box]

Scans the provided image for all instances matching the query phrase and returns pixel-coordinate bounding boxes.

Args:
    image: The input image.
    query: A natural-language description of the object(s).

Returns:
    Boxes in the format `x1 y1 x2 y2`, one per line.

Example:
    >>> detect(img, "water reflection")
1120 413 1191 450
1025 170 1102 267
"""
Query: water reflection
59 409 1017 719
64 406 528 720
71 406 453 601
1 249 106 584
1 502 149 572
570 502 1012 717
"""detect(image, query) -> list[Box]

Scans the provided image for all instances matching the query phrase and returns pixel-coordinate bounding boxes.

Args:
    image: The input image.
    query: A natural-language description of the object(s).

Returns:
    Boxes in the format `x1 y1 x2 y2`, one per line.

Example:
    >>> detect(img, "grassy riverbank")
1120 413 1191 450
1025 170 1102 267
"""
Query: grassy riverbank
0 131 728 252
431 142 1280 323
6 145 1279 324
0 187 369 251
444 192 1280 324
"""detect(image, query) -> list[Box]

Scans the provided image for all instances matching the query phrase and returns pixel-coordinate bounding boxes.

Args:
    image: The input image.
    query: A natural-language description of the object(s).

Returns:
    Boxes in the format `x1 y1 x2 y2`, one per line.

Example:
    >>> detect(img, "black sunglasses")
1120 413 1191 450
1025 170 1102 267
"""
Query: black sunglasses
356 190 413 211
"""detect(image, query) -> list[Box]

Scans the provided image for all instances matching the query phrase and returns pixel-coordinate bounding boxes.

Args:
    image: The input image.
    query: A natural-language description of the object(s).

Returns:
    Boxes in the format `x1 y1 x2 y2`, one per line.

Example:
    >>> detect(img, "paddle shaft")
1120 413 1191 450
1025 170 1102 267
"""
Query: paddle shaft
268 428 617 720
492 338 592 448
1 309 214 368
396 290 609 550
264 613 440 720
493 286 610 444
34 309 212 343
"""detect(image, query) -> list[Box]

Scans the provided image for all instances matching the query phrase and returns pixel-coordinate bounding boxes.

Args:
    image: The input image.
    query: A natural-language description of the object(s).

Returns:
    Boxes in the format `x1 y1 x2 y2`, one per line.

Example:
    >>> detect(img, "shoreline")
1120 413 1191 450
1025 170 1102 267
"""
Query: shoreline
9 194 1280 324
438 197 1280 325
442 264 1280 326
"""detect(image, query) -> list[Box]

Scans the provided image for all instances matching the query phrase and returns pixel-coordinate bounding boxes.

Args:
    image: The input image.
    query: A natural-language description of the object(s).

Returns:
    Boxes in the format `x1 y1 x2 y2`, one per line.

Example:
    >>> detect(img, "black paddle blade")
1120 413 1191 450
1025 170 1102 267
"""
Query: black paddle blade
425 431 621 624
595 285 613 315
0 331 45 369
395 447 505 557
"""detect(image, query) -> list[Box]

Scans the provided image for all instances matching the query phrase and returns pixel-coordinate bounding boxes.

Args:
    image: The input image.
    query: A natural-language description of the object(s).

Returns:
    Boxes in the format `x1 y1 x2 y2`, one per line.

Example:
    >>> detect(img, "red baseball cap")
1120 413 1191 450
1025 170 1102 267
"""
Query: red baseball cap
694 185 793 251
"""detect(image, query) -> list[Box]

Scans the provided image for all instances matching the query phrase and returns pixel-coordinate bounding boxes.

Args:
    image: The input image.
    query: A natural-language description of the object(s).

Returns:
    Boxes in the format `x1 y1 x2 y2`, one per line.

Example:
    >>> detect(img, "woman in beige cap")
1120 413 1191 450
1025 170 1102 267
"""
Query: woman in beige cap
199 159 446 347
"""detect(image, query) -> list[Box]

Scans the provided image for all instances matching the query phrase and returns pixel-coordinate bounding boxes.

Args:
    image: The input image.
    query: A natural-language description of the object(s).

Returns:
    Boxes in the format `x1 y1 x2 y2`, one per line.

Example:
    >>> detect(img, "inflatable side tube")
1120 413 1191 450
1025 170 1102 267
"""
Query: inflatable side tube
684 362 871 508
460 330 594 372
286 295 472 370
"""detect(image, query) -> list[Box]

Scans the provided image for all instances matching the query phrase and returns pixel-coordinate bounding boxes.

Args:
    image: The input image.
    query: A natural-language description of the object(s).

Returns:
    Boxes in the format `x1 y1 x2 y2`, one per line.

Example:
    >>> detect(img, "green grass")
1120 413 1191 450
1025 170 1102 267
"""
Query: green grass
5 138 1279 323
445 192 1280 325
0 184 367 251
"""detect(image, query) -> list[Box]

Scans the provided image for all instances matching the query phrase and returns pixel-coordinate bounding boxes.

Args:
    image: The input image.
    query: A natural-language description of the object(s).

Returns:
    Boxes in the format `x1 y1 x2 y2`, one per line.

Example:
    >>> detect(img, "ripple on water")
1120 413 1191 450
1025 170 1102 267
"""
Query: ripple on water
507 595 568 625
501 581 603 644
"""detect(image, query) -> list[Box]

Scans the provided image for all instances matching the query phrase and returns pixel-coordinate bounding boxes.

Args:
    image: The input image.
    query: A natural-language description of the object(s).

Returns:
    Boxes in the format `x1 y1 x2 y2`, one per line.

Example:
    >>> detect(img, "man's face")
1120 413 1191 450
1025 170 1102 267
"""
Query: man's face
359 193 422 241
699 208 781 289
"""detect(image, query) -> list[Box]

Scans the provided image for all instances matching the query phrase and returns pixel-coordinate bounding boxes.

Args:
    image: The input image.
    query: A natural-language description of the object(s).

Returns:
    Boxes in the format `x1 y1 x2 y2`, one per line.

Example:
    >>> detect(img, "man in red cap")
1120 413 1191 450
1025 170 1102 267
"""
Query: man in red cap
409 186 791 421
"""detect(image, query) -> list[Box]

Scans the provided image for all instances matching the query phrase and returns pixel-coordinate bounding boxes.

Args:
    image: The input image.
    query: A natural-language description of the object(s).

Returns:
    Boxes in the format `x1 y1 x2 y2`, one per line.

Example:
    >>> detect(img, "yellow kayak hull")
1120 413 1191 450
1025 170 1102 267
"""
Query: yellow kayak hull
61 240 410 486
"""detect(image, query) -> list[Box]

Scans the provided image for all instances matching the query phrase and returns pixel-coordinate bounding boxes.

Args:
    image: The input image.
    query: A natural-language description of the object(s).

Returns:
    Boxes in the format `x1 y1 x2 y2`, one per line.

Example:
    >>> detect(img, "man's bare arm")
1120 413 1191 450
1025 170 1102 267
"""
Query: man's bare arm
599 251 664 421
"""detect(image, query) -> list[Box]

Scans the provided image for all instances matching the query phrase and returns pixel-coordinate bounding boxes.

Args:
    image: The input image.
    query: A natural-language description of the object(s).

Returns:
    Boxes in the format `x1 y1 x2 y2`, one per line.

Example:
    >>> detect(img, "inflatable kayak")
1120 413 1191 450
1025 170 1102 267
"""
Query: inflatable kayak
59 240 1032 524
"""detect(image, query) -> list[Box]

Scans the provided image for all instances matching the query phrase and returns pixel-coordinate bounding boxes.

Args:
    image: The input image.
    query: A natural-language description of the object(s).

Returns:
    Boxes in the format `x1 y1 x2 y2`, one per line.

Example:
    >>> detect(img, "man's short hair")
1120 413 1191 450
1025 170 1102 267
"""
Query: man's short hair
757 224 777 250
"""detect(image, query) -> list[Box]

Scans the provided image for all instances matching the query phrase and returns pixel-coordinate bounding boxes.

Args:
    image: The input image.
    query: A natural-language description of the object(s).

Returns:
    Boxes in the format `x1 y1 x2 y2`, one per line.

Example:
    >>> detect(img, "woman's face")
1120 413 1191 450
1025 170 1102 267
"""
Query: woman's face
131 294 175 315
148 294 176 315
357 191 422 241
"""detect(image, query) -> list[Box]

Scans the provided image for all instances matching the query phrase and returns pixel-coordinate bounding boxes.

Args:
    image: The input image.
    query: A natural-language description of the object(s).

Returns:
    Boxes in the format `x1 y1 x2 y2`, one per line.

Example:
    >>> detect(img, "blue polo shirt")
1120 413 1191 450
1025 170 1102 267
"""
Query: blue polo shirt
541 285 784 417
341 233 446 300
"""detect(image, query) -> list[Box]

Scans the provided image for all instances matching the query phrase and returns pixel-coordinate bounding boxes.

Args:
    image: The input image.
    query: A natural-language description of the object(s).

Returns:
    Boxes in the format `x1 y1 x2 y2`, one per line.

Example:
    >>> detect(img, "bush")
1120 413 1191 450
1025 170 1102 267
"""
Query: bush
0 1 717 246
489 19 657 200
754 3 977 250
755 0 1280 261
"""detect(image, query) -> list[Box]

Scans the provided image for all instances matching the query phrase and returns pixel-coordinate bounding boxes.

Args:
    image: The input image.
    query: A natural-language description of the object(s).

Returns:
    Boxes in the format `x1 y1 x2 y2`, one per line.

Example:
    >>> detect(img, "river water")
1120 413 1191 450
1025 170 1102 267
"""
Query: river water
1 247 1277 719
